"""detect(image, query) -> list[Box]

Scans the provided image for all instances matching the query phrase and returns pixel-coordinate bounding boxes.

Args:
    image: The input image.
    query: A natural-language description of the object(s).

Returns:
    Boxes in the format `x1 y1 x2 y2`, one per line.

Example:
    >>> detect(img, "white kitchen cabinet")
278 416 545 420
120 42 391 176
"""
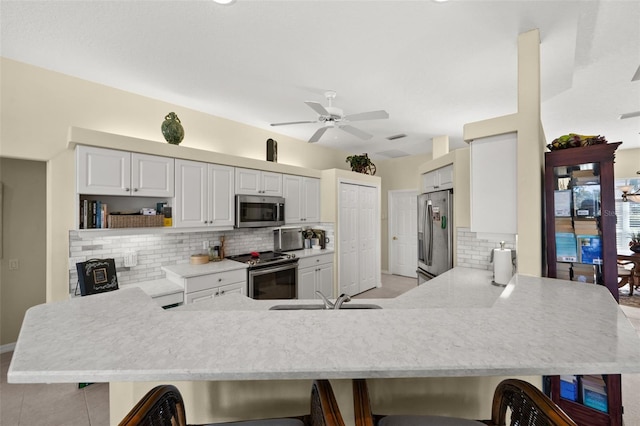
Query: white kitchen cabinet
178 268 246 304
185 282 246 304
470 133 516 235
421 164 453 193
235 168 282 196
298 253 334 299
174 159 234 228
283 175 320 224
77 146 174 197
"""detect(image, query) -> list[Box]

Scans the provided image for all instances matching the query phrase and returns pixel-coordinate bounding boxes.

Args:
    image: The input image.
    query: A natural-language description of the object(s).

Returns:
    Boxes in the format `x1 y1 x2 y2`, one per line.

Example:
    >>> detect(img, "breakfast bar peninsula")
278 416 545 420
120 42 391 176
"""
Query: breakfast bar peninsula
8 267 640 424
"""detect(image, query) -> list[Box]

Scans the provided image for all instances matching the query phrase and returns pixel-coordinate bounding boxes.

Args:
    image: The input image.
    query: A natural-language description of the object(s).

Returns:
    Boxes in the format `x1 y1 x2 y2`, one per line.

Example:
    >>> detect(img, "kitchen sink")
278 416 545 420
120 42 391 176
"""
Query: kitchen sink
269 303 382 310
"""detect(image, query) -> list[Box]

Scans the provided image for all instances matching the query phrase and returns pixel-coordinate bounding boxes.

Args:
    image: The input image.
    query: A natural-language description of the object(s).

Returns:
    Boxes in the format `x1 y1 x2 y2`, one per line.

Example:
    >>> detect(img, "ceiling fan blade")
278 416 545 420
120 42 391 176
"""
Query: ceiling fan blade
304 101 330 116
309 126 329 143
270 120 317 127
340 125 372 140
344 110 389 122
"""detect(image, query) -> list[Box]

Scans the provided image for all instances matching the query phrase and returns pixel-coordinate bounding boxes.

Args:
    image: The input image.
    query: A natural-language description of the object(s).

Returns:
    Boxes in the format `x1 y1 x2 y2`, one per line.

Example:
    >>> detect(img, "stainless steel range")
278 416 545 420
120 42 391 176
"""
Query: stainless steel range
227 251 298 299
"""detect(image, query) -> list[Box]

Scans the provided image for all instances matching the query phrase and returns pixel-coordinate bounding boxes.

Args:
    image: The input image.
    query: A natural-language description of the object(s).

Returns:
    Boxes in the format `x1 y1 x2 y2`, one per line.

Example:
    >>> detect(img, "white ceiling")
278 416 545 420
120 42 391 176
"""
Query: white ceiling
1 0 639 160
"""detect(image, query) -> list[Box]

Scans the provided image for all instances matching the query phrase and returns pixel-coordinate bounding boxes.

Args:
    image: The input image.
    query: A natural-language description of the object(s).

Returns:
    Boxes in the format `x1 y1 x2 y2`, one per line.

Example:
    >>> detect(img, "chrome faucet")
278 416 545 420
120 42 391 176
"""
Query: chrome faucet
315 291 352 310
334 293 352 309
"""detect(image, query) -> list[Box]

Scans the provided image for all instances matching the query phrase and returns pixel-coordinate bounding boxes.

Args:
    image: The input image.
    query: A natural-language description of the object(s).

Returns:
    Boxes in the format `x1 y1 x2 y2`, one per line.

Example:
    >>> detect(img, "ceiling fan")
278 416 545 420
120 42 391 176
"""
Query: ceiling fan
270 90 389 143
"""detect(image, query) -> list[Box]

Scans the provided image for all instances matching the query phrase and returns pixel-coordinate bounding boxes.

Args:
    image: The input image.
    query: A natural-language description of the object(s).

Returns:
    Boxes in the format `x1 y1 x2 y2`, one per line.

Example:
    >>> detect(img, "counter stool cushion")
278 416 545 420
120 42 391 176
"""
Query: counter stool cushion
379 415 484 426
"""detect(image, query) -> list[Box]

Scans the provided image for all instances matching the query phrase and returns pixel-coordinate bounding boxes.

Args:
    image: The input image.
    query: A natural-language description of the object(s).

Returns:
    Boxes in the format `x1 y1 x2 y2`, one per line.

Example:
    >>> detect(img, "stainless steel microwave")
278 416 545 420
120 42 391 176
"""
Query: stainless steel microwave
235 195 285 228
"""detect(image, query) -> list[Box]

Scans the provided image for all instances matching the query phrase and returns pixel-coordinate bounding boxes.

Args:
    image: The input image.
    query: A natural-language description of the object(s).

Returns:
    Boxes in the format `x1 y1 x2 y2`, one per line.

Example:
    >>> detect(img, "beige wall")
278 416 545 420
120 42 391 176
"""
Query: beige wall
615 148 640 179
0 158 46 346
376 153 429 272
0 57 353 304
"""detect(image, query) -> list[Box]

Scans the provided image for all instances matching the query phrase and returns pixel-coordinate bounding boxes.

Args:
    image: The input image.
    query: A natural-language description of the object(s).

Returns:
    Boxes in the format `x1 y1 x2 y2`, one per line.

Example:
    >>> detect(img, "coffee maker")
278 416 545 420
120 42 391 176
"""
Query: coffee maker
312 229 327 249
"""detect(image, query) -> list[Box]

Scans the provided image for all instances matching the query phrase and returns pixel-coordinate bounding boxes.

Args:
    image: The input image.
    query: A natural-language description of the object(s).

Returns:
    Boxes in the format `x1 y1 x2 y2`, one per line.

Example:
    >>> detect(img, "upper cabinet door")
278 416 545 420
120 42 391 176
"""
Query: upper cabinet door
283 175 303 223
131 153 174 197
261 171 283 196
208 164 234 227
303 177 320 222
77 146 130 195
235 168 261 194
174 159 208 228
421 164 453 193
235 168 282 196
77 146 174 197
283 175 320 224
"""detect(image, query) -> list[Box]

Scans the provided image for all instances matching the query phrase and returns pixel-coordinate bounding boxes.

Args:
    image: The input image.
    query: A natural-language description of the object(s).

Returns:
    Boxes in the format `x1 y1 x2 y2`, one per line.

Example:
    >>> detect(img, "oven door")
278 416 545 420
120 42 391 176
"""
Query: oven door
248 263 298 299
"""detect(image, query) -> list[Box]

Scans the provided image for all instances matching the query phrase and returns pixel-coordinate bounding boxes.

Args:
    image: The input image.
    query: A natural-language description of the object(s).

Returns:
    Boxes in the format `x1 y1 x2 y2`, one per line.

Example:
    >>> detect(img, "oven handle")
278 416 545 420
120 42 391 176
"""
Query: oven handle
249 263 298 277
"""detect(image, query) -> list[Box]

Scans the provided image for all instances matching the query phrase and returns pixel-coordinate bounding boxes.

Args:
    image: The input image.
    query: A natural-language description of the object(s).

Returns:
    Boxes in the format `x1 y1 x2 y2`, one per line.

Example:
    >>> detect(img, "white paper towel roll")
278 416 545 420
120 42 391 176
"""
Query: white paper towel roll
493 249 513 285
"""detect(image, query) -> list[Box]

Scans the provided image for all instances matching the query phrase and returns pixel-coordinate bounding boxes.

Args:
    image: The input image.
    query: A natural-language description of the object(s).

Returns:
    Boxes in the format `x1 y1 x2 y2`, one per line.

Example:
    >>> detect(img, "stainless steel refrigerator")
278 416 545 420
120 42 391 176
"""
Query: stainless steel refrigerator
417 189 453 283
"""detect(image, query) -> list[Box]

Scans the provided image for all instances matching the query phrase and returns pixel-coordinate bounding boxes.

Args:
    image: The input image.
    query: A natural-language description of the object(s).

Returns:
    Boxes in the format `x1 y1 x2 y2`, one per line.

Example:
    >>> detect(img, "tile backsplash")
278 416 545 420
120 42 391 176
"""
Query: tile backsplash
456 227 516 271
69 224 334 294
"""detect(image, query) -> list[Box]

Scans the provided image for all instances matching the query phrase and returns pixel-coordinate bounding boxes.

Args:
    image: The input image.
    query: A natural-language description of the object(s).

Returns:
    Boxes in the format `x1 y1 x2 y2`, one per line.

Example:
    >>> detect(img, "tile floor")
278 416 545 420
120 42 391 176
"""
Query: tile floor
1 274 638 425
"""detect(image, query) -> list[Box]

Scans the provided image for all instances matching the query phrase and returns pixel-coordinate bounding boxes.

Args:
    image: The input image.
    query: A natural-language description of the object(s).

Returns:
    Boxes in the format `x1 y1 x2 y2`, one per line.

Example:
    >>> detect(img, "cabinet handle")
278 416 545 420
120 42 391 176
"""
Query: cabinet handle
218 278 222 282
220 290 225 295
125 188 130 192
133 188 138 192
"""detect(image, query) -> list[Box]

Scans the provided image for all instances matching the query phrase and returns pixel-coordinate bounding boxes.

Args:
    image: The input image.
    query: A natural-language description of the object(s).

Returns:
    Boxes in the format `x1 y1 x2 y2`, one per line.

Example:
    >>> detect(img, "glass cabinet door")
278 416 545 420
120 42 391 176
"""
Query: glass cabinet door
552 163 603 284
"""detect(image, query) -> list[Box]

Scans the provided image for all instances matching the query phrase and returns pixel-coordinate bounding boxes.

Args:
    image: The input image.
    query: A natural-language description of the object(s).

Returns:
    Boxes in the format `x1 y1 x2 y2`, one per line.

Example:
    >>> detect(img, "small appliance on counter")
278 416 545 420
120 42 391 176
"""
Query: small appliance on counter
274 227 304 252
490 241 516 286
312 229 328 249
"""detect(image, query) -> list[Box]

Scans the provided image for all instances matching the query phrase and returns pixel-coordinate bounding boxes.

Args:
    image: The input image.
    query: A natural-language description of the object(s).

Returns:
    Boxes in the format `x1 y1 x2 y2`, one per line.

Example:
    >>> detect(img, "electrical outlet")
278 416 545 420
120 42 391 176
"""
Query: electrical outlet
123 252 138 267
202 241 209 250
69 256 85 270
8 259 19 270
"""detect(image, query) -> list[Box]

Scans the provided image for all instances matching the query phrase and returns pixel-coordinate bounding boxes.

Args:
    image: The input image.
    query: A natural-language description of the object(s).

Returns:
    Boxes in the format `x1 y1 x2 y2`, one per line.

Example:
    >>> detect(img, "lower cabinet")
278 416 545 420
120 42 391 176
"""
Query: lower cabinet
175 268 247 304
185 281 246 304
298 253 334 299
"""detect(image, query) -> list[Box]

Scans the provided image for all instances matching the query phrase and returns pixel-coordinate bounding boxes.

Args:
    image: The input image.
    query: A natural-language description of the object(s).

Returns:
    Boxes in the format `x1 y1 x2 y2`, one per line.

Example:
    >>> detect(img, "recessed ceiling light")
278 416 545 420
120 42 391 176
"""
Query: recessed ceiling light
213 0 236 4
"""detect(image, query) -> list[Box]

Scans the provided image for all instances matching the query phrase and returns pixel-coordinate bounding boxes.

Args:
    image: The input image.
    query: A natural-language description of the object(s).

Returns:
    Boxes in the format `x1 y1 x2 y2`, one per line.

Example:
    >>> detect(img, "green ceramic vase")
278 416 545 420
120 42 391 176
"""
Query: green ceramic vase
161 112 184 145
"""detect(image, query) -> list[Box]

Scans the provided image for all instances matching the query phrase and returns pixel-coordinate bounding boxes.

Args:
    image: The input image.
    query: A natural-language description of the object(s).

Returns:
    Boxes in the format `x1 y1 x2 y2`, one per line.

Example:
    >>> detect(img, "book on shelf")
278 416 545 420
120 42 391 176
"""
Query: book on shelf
581 375 608 413
560 375 578 402
555 217 574 233
554 190 572 217
79 199 108 229
556 262 572 280
555 233 577 262
572 264 596 283
577 235 602 265
573 218 599 235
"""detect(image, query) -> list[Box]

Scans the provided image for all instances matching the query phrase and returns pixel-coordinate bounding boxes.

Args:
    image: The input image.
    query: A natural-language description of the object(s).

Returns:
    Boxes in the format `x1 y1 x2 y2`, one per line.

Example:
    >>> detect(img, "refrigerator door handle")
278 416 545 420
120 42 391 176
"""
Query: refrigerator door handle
427 201 433 266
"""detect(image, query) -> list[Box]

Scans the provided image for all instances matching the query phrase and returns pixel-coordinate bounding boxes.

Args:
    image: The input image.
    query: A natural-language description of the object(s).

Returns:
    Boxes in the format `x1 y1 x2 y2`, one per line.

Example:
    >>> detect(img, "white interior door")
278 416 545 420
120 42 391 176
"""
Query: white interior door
389 190 418 278
339 183 359 296
358 185 378 293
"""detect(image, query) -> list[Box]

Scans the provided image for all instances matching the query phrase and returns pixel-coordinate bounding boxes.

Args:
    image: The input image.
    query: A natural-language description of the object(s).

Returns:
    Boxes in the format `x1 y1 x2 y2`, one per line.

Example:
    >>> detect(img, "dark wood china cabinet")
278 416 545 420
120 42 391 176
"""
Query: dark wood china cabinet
544 142 622 426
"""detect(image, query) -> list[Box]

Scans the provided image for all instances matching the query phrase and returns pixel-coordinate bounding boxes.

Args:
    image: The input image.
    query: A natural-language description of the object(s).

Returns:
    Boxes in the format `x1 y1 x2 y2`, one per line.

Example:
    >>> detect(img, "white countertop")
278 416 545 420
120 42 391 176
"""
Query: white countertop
160 250 333 279
162 259 249 278
120 279 183 298
8 267 640 383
